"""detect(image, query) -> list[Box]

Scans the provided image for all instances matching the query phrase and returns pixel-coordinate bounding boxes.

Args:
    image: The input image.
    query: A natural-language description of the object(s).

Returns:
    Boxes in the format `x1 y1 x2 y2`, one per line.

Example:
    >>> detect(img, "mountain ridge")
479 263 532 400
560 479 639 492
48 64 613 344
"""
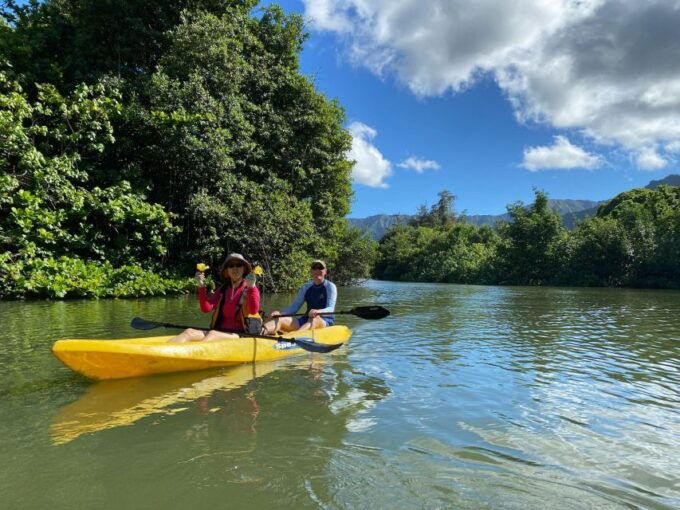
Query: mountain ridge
349 174 680 240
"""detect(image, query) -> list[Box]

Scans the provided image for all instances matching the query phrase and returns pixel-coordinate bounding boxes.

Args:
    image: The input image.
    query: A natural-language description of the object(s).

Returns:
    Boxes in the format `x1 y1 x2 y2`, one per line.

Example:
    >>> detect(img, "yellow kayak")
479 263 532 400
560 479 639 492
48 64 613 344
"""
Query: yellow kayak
52 326 351 380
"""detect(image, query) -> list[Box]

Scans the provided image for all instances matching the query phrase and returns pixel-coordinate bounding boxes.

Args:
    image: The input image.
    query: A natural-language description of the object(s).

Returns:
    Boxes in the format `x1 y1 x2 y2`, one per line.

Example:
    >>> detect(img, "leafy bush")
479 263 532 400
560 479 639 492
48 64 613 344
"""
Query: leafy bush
0 254 193 299
376 187 680 289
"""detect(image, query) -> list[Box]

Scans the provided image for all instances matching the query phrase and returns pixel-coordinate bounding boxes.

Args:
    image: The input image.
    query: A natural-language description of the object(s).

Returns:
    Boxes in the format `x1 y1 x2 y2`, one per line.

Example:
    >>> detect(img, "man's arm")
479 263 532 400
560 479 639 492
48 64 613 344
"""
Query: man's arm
281 282 311 315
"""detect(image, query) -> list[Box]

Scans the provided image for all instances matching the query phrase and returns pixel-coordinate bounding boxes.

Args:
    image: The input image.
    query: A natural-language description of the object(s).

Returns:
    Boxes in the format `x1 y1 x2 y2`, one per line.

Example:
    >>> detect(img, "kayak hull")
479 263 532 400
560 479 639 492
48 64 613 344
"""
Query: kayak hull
52 326 351 380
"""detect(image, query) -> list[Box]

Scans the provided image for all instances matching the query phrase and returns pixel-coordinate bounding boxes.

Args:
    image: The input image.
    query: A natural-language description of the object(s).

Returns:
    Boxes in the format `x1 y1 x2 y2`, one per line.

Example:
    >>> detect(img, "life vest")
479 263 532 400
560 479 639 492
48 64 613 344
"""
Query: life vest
210 282 262 334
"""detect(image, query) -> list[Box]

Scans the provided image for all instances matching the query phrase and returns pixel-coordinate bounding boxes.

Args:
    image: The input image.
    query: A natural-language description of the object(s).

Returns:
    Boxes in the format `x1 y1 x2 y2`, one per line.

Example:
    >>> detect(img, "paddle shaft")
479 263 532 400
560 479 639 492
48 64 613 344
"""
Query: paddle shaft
129 317 344 354
273 311 347 318
272 306 389 320
130 317 344 353
143 320 300 344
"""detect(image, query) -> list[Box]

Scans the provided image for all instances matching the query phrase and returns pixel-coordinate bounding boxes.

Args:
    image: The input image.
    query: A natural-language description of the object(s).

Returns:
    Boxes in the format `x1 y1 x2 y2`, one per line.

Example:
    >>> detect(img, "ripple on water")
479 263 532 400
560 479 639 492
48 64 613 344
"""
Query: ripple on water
1 282 679 508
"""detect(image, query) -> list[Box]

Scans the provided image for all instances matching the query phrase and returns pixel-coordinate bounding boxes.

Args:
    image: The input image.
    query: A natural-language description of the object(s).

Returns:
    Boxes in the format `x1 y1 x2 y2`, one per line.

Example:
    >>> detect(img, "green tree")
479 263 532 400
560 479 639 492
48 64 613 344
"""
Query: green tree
496 189 567 285
374 225 439 281
0 72 183 298
409 190 457 228
1 0 240 92
568 217 632 286
374 185 679 289
592 185 680 287
653 202 680 288
330 223 378 286
123 7 353 275
1 1 360 296
377 190 498 284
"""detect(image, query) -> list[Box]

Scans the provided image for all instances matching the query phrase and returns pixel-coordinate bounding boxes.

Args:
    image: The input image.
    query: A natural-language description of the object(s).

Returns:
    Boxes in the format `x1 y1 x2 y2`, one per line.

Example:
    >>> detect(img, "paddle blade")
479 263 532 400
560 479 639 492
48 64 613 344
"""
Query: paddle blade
351 306 390 320
130 317 159 330
293 338 345 353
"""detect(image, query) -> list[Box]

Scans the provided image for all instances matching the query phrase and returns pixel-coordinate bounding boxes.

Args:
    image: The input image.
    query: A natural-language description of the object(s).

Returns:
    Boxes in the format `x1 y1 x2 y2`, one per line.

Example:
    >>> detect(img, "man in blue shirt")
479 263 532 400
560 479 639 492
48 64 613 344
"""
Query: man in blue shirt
264 260 337 333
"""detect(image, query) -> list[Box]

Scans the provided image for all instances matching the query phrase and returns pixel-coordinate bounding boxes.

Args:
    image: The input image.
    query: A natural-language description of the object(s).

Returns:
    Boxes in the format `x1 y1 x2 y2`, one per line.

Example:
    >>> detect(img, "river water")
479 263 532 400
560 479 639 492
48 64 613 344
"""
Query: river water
1 280 678 509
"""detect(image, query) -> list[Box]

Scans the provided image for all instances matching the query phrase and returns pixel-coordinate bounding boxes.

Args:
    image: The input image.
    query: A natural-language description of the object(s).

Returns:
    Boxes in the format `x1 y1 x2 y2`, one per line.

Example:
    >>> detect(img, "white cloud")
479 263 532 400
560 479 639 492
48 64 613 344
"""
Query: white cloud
665 141 680 153
635 147 668 170
347 122 392 187
397 156 440 173
304 0 680 170
304 0 353 33
521 136 602 171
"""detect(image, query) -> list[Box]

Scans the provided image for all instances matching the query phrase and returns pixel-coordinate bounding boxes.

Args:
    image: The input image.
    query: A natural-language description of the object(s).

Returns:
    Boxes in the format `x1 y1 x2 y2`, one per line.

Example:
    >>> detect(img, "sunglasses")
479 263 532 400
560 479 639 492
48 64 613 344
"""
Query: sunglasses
311 265 325 270
225 263 244 269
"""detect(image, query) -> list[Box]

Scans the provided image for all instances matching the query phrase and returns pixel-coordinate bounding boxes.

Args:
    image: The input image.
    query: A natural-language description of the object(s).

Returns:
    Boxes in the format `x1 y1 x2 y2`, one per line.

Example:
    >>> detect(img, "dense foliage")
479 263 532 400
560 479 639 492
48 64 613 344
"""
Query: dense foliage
0 0 372 299
0 72 187 298
3 0 673 298
375 186 680 289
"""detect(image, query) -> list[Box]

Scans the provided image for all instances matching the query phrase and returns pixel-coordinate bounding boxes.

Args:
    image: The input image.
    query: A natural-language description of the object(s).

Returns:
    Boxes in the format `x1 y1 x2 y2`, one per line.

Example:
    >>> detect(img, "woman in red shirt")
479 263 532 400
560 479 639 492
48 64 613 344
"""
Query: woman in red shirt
168 253 260 342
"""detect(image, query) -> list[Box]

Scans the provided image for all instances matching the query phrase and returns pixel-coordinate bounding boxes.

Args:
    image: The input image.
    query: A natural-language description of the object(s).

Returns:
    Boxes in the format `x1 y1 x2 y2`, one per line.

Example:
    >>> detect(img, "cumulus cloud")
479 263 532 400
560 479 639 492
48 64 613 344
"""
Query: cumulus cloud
521 136 602 171
303 0 353 33
397 156 440 173
347 122 392 187
635 147 668 170
304 0 680 170
665 141 680 154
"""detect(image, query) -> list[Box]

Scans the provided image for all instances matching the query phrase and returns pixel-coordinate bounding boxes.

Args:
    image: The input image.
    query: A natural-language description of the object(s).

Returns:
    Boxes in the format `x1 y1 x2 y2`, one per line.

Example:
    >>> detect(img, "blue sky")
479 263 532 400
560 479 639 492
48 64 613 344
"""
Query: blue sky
268 0 680 217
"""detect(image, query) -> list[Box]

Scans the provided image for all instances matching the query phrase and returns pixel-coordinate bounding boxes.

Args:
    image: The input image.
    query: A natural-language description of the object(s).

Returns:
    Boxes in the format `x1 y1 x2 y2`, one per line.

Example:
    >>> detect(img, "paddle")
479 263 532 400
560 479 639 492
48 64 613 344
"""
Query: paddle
130 317 344 354
273 305 390 320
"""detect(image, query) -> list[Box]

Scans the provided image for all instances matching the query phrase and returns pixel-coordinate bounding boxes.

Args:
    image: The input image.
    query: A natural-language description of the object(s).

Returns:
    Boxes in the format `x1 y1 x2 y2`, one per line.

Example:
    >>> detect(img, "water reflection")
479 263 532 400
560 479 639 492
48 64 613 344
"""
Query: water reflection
51 362 281 445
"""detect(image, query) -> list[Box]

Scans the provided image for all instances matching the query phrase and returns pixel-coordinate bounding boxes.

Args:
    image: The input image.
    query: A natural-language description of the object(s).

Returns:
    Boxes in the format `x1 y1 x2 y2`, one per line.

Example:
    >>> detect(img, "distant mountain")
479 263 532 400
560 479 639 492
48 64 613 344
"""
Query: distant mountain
462 199 602 229
552 199 606 229
347 214 411 240
646 174 680 190
546 199 603 215
460 213 509 227
349 200 601 239
349 175 680 240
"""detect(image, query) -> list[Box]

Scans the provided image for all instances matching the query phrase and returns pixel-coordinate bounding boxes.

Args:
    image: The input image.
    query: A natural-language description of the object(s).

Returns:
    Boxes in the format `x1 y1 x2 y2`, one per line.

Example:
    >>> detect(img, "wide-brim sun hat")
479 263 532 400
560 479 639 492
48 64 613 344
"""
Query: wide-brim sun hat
220 253 252 277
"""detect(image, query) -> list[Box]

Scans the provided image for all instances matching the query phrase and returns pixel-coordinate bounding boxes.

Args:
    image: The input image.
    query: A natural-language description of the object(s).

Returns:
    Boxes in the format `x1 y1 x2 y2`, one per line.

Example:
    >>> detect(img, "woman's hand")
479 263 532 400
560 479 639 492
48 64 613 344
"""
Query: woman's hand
308 309 319 318
194 271 206 287
269 310 281 318
245 273 256 288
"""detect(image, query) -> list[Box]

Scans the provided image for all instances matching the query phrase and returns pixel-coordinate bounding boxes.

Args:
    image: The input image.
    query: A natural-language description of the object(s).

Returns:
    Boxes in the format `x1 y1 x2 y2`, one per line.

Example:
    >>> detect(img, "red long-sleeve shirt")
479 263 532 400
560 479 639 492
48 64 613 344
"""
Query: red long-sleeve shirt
198 281 260 331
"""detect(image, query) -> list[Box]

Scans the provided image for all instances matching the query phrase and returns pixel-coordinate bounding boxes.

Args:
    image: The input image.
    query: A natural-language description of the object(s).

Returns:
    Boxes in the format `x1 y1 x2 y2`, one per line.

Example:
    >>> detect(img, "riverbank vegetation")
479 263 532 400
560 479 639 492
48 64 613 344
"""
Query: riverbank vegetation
0 0 374 299
375 186 680 289
2 2 676 300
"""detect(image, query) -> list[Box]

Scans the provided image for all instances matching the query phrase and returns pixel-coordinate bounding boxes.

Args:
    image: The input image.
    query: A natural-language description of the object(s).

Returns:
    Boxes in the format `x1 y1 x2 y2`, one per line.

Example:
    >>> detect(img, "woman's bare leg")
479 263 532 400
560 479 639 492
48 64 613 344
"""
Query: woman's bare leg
263 317 300 334
167 328 207 343
203 330 239 341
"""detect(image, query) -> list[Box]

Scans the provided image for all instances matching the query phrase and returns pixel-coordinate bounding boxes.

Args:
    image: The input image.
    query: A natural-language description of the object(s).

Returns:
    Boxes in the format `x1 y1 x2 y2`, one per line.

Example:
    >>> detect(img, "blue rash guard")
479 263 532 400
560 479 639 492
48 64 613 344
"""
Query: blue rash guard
281 279 337 326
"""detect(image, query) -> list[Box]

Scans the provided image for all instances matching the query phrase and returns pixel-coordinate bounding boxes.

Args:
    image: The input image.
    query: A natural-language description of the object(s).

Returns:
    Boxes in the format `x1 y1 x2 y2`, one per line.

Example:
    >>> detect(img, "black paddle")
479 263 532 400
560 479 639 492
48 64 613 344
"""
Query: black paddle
273 305 390 320
130 317 344 354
